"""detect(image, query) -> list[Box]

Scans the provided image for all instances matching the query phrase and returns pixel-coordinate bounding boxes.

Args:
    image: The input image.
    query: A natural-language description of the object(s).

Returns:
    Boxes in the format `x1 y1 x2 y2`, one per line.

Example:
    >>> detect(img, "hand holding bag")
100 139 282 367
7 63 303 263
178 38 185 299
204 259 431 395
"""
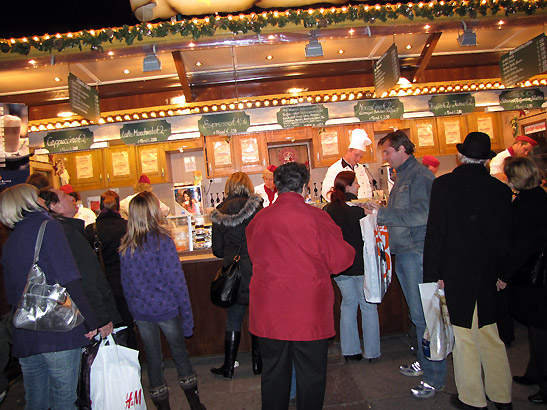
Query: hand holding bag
13 220 85 332
90 333 146 410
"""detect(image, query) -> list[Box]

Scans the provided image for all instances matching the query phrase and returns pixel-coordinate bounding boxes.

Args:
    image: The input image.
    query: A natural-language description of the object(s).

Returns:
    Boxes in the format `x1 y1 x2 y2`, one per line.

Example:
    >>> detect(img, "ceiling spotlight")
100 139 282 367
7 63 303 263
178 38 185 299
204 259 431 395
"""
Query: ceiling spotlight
458 21 477 47
143 44 162 72
195 61 202 66
305 30 323 58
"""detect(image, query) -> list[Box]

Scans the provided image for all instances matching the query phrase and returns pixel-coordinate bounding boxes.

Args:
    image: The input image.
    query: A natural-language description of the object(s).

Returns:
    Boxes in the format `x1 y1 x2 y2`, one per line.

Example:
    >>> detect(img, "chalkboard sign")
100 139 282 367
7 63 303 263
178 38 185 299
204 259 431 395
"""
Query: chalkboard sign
120 120 171 145
277 105 329 128
499 88 545 110
500 34 547 87
373 44 400 96
68 74 100 123
429 94 475 116
198 112 250 136
44 128 94 153
354 99 404 122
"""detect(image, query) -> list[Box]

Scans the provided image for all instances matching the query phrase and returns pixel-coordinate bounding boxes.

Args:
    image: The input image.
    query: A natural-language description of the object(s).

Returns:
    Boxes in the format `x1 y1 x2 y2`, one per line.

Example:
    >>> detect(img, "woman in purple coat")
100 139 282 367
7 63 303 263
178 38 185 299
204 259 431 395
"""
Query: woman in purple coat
119 191 205 410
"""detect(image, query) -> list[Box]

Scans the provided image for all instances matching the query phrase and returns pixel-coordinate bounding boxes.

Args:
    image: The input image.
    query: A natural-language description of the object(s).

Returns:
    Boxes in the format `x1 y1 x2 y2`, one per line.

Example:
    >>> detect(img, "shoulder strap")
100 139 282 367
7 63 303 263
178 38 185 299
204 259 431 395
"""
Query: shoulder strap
90 222 106 275
33 220 48 264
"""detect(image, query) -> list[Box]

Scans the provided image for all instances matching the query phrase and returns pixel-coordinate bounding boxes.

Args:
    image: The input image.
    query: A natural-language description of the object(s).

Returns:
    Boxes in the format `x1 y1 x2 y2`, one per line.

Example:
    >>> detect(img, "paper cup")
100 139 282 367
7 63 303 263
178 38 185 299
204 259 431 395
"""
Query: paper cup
2 115 21 153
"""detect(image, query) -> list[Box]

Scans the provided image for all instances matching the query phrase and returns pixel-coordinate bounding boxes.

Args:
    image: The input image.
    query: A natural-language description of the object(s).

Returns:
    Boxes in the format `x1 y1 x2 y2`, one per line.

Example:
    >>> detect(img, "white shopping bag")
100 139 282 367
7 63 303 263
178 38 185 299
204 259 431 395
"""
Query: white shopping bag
360 211 392 303
90 334 147 410
419 282 454 361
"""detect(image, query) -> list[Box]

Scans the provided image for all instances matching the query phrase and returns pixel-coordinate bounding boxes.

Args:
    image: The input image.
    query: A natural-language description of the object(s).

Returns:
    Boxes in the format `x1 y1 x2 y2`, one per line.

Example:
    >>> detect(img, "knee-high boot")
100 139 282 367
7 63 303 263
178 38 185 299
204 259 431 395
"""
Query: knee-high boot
210 331 241 379
251 334 263 375
149 384 170 410
179 373 206 410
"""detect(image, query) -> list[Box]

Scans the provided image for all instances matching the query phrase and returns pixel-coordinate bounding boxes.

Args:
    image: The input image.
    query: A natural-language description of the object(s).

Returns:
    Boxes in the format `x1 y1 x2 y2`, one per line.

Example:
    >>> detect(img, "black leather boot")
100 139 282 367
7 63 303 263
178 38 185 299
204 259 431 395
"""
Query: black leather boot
149 384 170 410
251 334 263 375
210 331 241 379
180 374 207 410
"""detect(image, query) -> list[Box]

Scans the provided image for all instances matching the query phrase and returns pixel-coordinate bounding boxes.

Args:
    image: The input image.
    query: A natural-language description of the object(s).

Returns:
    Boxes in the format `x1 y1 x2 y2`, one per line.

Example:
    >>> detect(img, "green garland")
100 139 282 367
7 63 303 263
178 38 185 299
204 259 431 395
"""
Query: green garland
2 0 547 56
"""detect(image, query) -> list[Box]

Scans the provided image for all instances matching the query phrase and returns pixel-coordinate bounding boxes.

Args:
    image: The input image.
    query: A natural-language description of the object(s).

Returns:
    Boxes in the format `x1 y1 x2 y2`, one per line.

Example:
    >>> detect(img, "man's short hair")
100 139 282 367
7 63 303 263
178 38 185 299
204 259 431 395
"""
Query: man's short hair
457 153 488 166
38 188 60 211
100 190 120 211
503 156 541 190
377 130 415 155
274 162 310 194
25 173 50 190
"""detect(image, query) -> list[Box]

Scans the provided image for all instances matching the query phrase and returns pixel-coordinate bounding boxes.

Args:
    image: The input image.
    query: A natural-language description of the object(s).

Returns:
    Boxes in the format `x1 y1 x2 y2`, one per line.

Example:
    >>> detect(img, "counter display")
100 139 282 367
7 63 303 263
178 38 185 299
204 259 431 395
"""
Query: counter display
166 214 212 252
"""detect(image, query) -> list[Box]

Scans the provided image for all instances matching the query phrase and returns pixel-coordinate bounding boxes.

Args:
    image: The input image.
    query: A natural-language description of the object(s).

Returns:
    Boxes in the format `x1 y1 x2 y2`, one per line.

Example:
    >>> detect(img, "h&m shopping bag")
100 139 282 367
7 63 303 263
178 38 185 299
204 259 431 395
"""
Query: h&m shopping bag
90 334 146 410
360 211 392 303
419 282 454 361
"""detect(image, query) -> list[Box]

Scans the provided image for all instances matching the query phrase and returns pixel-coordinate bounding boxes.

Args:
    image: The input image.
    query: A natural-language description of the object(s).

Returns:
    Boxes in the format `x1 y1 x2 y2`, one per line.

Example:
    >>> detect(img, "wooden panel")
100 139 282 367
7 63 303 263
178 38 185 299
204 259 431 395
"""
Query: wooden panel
436 116 468 155
234 133 268 175
466 112 504 151
61 150 104 191
204 135 237 178
135 143 170 184
409 118 440 157
267 127 311 143
103 145 136 188
311 125 344 168
165 138 203 152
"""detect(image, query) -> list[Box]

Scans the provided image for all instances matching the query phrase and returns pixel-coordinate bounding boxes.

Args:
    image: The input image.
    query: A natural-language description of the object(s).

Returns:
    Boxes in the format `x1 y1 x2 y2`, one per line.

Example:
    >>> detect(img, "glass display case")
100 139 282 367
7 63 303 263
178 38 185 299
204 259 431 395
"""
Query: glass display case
166 214 212 253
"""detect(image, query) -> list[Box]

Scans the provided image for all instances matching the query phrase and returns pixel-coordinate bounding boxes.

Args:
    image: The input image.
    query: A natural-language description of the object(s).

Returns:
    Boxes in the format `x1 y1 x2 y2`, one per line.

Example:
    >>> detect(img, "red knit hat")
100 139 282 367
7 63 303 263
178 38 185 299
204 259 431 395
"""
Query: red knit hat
515 135 538 147
138 174 151 184
267 165 277 173
59 184 74 194
422 155 440 167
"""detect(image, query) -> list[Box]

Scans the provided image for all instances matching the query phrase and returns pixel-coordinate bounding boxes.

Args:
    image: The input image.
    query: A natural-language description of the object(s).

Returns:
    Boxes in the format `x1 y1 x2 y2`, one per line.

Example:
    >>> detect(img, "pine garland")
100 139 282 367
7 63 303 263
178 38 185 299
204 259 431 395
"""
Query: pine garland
2 0 547 56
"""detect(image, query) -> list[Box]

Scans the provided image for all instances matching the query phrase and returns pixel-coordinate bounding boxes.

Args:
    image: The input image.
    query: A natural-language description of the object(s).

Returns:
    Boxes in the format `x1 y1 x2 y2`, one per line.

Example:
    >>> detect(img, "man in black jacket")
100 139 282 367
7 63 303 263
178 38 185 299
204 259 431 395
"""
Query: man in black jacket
423 132 513 410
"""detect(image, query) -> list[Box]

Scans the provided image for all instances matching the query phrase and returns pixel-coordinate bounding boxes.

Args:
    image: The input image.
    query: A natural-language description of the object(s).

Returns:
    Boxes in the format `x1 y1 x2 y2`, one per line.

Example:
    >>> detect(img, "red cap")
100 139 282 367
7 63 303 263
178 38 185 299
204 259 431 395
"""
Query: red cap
267 165 277 173
515 135 538 147
422 155 440 167
59 184 74 194
138 174 151 184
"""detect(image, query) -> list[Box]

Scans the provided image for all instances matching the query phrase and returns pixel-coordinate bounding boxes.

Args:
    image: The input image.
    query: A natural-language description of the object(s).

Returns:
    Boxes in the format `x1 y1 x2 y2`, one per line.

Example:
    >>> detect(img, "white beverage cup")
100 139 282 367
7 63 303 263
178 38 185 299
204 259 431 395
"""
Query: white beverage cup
2 115 21 153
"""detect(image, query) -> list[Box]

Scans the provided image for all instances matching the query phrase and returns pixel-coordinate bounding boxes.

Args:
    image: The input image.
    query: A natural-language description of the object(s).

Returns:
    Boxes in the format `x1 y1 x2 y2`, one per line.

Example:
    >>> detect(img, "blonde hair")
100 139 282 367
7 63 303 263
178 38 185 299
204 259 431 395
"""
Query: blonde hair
119 191 170 256
0 184 43 228
262 168 274 179
133 182 152 194
503 156 541 191
225 172 254 197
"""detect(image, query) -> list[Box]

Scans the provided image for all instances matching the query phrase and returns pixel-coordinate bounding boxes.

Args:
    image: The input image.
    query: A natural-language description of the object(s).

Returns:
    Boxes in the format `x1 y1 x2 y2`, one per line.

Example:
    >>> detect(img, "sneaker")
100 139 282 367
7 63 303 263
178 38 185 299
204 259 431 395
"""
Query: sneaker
399 361 423 376
411 381 443 399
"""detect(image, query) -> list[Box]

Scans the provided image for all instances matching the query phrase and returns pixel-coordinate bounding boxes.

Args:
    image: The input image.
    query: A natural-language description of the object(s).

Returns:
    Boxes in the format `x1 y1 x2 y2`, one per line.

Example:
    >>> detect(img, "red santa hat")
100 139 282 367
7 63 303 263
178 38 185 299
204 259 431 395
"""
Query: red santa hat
422 155 440 167
515 135 538 147
138 174 151 184
267 165 277 173
59 184 74 194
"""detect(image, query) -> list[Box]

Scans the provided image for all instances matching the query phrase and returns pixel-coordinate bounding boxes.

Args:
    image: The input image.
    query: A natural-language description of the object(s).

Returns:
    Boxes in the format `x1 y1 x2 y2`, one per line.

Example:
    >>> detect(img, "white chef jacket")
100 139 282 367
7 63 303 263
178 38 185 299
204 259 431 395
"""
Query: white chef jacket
321 159 373 201
489 149 511 176
75 205 96 227
254 183 278 207
120 193 170 219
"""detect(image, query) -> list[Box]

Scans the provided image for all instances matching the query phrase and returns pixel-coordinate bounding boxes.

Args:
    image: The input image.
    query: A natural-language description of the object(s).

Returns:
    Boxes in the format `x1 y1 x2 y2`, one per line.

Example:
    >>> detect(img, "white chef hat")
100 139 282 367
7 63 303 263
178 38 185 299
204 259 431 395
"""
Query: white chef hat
348 128 372 151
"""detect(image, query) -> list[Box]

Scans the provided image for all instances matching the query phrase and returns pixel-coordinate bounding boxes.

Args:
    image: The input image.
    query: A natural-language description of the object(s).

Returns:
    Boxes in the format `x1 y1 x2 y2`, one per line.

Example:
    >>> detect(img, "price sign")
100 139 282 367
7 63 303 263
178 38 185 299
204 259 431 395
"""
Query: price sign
373 44 400 96
500 34 547 87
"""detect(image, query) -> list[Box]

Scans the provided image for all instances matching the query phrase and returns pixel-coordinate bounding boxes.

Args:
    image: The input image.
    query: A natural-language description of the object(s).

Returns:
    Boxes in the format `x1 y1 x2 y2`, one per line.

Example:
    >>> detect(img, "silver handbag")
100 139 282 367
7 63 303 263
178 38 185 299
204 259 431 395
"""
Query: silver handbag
13 220 85 332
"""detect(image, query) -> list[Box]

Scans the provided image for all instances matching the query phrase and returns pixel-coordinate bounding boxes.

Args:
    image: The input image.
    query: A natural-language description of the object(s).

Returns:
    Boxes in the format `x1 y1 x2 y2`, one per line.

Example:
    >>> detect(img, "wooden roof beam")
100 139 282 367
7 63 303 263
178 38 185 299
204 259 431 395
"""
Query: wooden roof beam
172 51 194 103
409 32 442 83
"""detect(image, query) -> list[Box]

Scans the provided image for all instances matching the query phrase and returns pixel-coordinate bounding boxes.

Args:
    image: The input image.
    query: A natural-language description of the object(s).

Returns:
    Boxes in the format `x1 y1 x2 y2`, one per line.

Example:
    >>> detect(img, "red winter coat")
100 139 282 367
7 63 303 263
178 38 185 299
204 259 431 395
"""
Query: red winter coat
246 192 355 341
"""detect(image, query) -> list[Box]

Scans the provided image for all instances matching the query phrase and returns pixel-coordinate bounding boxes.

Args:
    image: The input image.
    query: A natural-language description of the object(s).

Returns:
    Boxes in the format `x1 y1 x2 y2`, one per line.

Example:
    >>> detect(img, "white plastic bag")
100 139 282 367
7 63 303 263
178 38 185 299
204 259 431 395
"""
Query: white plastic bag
419 282 454 361
90 334 147 410
360 211 392 303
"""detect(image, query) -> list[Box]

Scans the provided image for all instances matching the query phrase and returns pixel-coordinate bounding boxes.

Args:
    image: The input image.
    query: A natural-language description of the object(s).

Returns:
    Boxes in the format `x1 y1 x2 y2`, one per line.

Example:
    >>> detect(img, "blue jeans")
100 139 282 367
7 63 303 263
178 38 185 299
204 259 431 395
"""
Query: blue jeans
19 348 81 410
226 303 247 332
395 252 447 388
136 317 194 389
334 275 381 359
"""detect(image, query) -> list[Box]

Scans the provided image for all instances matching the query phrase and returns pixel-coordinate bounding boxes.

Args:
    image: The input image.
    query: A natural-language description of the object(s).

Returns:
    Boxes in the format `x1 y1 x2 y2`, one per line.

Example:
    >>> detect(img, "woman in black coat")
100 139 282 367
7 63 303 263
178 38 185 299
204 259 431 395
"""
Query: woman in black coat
498 156 547 404
324 171 380 362
209 172 263 379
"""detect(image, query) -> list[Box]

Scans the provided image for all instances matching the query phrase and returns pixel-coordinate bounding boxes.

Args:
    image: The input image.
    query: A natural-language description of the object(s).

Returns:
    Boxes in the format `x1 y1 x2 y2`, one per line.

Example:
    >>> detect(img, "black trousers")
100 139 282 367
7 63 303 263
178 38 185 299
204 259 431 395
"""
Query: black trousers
258 337 329 410
524 326 547 398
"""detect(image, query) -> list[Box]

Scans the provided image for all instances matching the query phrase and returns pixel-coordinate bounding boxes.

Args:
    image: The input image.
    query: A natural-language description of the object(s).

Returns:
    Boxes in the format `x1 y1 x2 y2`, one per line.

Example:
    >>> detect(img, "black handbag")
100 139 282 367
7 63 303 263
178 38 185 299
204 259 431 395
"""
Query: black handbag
510 242 547 288
210 244 242 308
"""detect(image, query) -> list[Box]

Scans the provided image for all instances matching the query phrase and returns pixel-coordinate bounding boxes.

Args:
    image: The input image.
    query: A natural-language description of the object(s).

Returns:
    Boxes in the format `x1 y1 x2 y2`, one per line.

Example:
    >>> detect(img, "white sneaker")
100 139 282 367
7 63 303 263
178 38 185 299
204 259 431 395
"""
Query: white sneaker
411 381 443 399
399 360 423 376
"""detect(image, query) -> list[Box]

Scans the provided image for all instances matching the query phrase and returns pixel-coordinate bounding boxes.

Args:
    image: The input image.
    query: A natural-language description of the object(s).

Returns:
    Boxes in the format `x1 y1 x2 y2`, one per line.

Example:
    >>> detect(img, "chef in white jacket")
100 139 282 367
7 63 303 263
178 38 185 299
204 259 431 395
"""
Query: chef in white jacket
322 128 374 201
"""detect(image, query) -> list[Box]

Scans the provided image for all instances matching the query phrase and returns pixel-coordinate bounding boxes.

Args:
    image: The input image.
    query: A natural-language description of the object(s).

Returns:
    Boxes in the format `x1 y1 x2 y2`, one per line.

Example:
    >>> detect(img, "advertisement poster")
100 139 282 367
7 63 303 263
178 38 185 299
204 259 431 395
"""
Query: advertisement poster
320 131 339 156
173 184 203 216
141 149 159 174
240 137 260 164
111 151 131 176
213 140 232 167
416 123 435 147
75 154 94 180
477 117 494 139
443 120 462 145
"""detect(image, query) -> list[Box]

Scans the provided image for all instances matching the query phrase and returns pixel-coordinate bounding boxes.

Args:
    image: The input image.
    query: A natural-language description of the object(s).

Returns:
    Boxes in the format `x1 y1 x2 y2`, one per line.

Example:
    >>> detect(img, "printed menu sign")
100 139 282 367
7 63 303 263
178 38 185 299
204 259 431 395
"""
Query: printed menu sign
120 120 171 145
68 73 100 123
277 105 328 128
500 34 547 87
354 99 404 122
429 94 475 116
499 88 545 110
198 112 250 136
373 44 400 96
44 128 94 153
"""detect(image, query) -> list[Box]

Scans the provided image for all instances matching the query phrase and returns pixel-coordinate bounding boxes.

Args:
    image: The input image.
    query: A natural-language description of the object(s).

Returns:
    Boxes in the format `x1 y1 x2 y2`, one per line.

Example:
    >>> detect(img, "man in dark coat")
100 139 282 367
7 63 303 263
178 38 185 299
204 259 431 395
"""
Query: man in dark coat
423 132 513 410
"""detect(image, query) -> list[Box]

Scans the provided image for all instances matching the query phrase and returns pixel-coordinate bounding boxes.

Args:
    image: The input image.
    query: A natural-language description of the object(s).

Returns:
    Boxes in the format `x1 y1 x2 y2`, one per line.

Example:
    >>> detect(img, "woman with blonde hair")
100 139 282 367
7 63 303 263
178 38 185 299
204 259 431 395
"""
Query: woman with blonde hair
119 191 205 410
210 172 263 379
0 184 99 410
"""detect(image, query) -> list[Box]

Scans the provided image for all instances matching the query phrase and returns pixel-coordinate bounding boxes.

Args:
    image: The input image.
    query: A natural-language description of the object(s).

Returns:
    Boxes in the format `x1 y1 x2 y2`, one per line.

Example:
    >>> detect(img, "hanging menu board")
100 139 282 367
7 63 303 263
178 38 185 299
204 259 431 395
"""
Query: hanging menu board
373 44 400 96
68 73 100 123
277 105 328 128
354 99 404 122
499 88 545 110
44 128 94 153
429 94 475 116
500 34 547 87
198 112 250 136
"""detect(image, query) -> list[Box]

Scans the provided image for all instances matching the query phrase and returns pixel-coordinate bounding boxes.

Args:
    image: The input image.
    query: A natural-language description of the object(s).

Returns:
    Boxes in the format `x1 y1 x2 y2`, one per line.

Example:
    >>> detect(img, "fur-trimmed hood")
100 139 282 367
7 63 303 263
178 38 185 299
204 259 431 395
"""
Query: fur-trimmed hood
209 194 263 228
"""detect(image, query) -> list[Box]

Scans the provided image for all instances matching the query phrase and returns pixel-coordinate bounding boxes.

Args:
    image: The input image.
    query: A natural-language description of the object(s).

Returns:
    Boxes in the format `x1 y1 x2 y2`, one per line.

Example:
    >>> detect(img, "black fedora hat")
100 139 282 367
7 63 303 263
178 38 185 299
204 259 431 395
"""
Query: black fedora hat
456 132 496 160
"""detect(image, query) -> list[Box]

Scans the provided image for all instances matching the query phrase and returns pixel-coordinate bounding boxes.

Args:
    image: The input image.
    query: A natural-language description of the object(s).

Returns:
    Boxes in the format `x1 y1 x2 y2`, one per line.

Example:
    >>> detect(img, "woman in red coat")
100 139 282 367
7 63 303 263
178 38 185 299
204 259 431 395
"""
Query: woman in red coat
246 162 355 410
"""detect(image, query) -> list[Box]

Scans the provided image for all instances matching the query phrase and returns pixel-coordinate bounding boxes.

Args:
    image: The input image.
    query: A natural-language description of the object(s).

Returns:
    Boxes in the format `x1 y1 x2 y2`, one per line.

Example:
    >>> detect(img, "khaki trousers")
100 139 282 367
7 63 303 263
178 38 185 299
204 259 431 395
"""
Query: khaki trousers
452 305 512 408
